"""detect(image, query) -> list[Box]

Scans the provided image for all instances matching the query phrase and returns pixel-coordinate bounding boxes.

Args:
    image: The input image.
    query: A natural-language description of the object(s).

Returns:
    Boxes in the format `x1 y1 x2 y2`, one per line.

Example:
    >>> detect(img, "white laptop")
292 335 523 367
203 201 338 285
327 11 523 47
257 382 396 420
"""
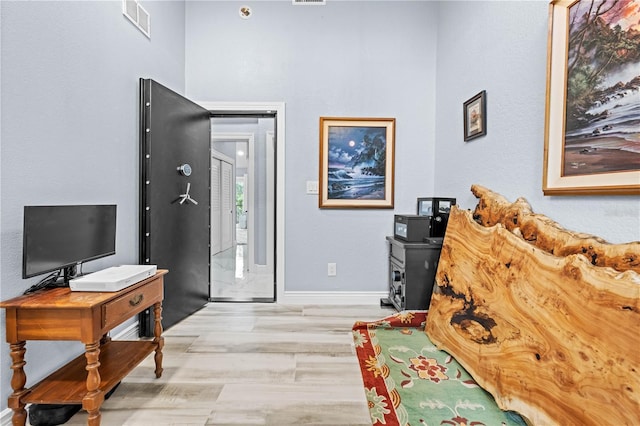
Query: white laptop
70 265 157 292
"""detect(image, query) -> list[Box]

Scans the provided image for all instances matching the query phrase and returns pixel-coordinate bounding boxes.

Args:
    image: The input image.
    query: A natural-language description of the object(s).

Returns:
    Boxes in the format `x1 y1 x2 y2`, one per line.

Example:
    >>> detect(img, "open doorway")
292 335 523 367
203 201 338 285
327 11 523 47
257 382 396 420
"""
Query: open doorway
209 114 275 302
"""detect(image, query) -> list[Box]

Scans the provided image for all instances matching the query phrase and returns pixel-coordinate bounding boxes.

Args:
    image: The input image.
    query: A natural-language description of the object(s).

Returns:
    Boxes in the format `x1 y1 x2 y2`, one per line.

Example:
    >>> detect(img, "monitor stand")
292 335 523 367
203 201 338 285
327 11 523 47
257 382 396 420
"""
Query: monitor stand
61 265 79 285
23 266 76 294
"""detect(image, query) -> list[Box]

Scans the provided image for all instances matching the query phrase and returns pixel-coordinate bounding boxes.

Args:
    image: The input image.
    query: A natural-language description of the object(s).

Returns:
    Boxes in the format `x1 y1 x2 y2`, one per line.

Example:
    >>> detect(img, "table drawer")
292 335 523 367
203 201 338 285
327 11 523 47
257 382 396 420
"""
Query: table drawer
103 280 162 330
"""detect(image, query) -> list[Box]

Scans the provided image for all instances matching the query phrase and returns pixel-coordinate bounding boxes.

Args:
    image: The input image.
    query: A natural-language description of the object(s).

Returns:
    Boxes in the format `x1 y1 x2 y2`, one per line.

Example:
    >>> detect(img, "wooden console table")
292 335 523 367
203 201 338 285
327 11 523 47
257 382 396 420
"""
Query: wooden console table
0 269 167 426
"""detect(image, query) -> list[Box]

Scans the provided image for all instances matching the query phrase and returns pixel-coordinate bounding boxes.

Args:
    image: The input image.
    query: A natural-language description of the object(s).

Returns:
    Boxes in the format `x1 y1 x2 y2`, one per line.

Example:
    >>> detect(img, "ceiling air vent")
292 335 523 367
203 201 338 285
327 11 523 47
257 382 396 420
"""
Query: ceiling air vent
123 0 151 39
292 0 326 5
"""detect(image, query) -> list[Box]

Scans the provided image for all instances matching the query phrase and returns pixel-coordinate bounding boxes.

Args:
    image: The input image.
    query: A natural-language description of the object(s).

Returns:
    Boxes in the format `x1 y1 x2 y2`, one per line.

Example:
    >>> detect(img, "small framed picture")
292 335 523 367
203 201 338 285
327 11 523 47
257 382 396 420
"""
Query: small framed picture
417 198 433 216
437 199 453 214
463 90 487 141
416 197 456 216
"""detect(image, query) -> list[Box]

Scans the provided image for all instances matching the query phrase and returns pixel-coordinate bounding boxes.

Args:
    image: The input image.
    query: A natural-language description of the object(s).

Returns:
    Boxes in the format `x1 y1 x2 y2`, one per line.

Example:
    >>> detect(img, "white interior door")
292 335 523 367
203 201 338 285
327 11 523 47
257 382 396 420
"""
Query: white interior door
211 153 234 255
211 158 222 255
220 160 234 251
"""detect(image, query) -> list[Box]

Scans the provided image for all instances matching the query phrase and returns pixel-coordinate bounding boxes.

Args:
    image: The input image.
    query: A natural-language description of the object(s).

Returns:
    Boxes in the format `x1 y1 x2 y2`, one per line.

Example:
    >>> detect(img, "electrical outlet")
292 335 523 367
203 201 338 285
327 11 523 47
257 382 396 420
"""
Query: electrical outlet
327 262 337 276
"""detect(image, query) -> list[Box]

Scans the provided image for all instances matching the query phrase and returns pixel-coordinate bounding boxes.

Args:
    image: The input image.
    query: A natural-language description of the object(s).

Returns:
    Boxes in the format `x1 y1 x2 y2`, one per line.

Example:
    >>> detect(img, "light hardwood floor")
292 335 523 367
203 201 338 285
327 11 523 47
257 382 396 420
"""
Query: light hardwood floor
62 303 395 426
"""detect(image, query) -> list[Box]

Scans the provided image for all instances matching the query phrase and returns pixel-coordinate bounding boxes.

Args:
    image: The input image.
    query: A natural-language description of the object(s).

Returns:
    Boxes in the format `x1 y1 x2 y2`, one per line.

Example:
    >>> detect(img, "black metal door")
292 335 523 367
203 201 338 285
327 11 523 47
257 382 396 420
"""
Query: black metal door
139 79 210 336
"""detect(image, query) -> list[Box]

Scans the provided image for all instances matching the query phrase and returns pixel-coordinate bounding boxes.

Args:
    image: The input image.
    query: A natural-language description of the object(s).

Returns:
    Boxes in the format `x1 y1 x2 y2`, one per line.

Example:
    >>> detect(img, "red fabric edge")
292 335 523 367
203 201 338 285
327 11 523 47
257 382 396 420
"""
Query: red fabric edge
352 311 428 426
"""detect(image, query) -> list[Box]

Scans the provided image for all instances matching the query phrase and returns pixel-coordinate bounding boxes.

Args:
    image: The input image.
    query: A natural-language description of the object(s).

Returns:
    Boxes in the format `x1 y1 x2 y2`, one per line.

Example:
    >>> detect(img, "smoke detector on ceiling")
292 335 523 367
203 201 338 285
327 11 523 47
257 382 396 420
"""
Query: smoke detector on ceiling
239 6 252 19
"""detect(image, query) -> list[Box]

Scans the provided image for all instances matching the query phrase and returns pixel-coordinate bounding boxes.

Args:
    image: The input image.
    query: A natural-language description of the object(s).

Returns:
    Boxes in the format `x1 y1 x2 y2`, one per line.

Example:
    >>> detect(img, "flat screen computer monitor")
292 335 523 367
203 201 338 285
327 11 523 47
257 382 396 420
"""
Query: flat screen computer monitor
22 204 116 283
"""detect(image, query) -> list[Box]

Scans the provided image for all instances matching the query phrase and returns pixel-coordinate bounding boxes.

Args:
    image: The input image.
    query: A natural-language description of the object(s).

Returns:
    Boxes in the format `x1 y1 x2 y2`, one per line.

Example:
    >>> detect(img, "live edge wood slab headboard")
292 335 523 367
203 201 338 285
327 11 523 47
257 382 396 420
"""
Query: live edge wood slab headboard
426 185 640 426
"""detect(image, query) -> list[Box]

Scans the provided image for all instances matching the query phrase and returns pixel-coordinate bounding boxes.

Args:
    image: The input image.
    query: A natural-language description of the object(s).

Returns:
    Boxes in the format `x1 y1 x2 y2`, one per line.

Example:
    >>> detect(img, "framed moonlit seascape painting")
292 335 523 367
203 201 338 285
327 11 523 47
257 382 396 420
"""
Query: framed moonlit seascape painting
543 0 640 195
319 117 395 208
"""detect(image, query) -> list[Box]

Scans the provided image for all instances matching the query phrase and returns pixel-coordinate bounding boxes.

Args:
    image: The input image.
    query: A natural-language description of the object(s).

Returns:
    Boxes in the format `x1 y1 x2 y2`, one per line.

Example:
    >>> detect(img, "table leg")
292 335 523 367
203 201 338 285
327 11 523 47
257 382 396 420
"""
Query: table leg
82 341 104 426
153 302 164 378
8 341 28 426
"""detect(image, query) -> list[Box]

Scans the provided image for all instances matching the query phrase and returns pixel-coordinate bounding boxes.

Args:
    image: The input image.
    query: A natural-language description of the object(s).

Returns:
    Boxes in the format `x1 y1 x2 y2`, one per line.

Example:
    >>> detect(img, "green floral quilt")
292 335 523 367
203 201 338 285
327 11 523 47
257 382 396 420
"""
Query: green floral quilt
352 311 527 426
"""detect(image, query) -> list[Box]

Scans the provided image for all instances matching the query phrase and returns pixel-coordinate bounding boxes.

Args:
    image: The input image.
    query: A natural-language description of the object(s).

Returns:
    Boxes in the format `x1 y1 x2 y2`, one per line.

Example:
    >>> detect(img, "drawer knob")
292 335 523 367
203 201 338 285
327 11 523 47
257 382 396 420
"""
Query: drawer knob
129 294 144 306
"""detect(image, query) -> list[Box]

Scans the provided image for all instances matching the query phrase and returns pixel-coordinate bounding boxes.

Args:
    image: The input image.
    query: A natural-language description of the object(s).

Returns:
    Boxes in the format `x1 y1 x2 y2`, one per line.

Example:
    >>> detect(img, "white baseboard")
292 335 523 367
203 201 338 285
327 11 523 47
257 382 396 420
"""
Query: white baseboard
278 291 387 305
111 321 139 341
1 408 12 426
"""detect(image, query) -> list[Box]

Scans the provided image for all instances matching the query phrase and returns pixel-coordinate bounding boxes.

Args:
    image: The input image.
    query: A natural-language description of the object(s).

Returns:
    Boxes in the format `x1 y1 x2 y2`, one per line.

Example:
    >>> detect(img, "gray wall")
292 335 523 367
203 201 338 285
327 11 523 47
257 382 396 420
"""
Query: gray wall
434 1 640 244
185 1 439 292
1 0 639 414
0 0 186 409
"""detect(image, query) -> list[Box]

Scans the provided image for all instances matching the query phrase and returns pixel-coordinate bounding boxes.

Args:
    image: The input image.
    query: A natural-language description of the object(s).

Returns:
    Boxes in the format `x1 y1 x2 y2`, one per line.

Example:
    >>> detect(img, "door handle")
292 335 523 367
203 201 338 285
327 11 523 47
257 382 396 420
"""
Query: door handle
174 182 199 205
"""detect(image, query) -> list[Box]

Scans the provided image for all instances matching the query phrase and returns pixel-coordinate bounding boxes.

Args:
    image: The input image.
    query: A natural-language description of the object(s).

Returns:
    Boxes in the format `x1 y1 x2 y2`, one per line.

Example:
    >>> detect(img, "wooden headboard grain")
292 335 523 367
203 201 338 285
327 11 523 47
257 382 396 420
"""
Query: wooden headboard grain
470 185 640 273
425 185 640 426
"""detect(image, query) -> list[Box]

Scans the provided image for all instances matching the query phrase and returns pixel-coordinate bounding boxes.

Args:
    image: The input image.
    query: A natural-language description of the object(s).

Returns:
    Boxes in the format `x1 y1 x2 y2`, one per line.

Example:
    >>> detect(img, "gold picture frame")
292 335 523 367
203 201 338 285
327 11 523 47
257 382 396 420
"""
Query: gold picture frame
319 117 395 208
543 0 640 195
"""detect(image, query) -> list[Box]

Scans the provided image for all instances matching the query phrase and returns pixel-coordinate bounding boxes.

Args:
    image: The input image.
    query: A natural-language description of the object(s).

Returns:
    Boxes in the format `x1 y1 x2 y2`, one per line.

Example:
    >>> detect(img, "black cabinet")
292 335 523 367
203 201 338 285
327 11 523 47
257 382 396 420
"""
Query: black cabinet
386 236 442 311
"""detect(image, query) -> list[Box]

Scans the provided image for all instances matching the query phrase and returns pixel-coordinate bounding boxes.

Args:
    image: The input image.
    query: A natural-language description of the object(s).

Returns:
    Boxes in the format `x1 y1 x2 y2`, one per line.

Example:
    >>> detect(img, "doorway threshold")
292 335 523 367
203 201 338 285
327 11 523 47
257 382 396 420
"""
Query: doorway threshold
209 297 275 303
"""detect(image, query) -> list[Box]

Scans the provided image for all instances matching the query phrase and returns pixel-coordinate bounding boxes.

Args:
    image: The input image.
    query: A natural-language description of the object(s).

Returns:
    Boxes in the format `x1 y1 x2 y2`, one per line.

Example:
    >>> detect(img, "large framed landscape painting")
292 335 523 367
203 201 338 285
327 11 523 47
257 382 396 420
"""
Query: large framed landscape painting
319 117 395 208
544 0 640 195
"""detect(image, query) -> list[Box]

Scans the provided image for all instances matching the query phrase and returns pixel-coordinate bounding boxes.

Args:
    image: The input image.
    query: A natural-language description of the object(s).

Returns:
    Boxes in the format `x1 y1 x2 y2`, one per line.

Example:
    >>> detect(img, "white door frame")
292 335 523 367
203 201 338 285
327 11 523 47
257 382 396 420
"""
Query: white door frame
265 131 275 274
199 101 285 302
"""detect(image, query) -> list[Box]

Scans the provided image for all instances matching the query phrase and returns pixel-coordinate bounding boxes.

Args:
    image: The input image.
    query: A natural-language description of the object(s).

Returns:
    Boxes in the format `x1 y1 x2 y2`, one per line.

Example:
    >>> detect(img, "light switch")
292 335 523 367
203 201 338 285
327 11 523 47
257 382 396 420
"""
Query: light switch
306 180 319 194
